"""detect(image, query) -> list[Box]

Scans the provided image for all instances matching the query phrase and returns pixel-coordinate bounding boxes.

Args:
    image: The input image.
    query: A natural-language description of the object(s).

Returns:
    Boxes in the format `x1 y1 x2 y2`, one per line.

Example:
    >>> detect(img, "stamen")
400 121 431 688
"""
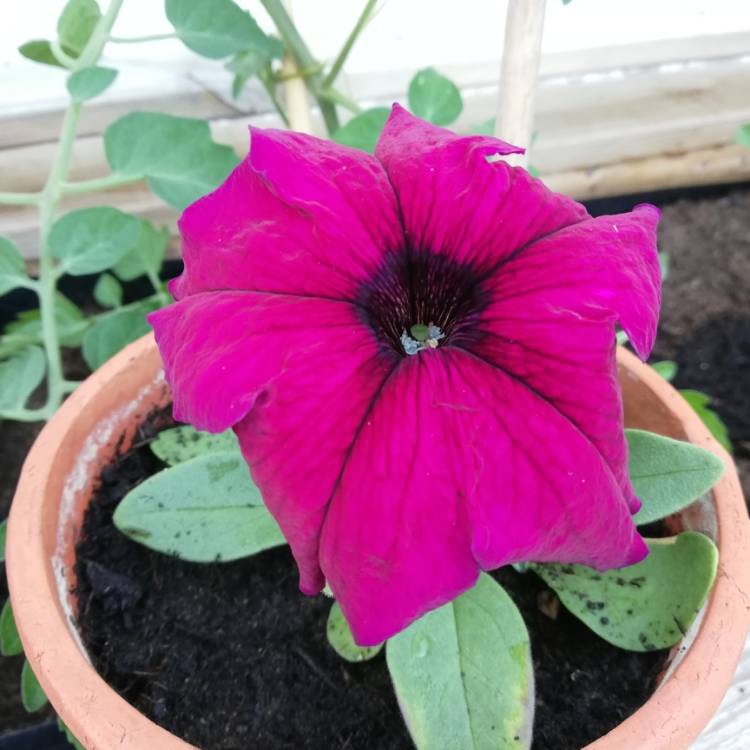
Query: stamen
401 323 445 355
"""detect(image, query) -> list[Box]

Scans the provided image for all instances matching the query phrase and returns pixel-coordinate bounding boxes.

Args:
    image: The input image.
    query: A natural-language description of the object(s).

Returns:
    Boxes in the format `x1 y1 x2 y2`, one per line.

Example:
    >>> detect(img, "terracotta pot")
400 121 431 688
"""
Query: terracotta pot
7 335 750 750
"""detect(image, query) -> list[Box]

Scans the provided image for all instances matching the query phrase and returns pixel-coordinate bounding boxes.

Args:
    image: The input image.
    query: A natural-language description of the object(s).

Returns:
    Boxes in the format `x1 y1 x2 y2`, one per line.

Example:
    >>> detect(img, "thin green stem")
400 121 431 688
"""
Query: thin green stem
0 406 55 422
37 101 82 413
50 39 76 69
109 32 177 44
322 0 378 88
0 192 41 206
61 172 141 196
29 0 126 420
145 269 168 306
318 87 361 114
259 74 290 127
259 0 340 134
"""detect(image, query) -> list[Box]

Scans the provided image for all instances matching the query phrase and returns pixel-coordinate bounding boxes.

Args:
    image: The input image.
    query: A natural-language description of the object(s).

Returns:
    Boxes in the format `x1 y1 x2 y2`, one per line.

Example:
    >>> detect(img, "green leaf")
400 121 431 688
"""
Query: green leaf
93 273 123 308
408 67 463 126
21 660 48 713
166 0 280 60
471 117 495 135
331 108 390 153
1 599 23 656
104 112 239 210
0 347 45 412
387 573 533 750
659 251 670 281
226 49 278 99
50 207 140 276
57 719 85 750
5 293 88 348
327 601 383 662
532 532 718 651
680 390 733 454
151 425 239 466
736 124 750 148
0 518 6 562
0 236 31 296
82 304 153 370
19 40 67 68
113 220 169 282
651 360 677 382
628 429 724 525
66 66 117 102
114 451 286 562
57 0 101 57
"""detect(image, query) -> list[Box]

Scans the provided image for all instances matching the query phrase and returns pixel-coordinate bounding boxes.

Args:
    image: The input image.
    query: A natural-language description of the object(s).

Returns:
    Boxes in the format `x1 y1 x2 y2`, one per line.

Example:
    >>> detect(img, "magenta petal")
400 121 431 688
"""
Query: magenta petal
482 204 661 359
470 205 660 513
319 350 645 646
374 104 588 272
149 292 386 433
170 128 403 301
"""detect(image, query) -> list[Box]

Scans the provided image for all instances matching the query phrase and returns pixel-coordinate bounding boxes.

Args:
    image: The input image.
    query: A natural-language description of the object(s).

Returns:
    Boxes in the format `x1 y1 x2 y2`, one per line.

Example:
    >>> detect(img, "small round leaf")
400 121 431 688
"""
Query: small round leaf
0 600 23 656
21 660 49 713
67 66 118 102
150 425 239 466
327 602 383 662
50 207 140 276
332 108 390 153
408 67 463 126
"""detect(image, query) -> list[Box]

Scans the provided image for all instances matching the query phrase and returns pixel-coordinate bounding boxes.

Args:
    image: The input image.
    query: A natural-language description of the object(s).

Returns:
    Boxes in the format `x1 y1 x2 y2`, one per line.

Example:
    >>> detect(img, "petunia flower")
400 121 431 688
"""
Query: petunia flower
149 105 661 646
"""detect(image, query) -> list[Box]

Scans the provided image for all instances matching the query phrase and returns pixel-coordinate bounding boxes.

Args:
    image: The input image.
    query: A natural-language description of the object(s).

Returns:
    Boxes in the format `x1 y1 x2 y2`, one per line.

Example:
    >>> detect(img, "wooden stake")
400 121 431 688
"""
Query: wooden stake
495 0 547 167
281 0 313 133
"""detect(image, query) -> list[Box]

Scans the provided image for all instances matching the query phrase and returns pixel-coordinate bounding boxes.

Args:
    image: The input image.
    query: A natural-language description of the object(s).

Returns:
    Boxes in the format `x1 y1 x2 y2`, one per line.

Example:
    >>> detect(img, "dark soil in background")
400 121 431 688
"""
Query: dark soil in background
1 187 749 742
73 408 665 750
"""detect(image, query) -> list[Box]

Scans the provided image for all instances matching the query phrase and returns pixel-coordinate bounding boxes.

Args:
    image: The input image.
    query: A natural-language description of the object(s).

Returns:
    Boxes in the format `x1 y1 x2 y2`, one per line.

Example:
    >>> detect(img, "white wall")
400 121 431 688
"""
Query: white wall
2 1 750 73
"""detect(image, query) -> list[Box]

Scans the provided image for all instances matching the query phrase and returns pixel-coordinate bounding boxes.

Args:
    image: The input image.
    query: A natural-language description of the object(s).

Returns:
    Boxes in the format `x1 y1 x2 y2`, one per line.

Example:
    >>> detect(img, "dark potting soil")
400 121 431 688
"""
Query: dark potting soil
73 408 666 750
650 188 750 498
4 188 749 742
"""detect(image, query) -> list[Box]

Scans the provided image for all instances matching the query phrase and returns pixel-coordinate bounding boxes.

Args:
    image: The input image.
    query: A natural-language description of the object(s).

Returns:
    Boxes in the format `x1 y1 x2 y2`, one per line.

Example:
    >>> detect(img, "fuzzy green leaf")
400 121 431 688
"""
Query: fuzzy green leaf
66 65 117 102
21 660 48 713
151 425 239 466
628 429 724 525
114 451 286 562
532 532 718 651
82 303 153 370
332 108 390 153
5 293 87 348
387 573 533 750
57 0 101 57
104 112 239 210
50 207 140 276
166 0 280 60
471 117 495 135
327 601 383 662
0 347 45 413
0 236 30 297
736 124 750 148
680 390 732 453
0 518 6 561
113 220 169 282
19 40 67 68
93 273 123 308
0 600 23 656
651 360 677 382
408 67 463 126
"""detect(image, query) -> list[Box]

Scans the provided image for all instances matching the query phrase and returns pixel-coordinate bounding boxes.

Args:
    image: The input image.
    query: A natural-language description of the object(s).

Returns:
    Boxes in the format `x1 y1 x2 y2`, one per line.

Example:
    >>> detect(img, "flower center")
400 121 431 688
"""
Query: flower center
358 249 488 357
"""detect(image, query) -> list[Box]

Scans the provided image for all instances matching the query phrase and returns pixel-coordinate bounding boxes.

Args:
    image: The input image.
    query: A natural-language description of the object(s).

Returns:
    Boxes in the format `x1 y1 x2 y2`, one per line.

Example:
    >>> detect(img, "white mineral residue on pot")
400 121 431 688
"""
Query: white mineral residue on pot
53 370 166 660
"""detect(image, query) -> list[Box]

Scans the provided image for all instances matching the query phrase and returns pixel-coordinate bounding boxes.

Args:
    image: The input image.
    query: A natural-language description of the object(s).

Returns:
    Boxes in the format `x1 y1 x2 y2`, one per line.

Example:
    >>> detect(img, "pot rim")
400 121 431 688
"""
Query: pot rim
7 335 750 750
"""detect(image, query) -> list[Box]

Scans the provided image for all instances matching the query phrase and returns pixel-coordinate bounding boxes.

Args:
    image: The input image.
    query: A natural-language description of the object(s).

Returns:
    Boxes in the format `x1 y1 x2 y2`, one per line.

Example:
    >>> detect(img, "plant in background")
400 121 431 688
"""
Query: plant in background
0 0 392 424
110 108 725 747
